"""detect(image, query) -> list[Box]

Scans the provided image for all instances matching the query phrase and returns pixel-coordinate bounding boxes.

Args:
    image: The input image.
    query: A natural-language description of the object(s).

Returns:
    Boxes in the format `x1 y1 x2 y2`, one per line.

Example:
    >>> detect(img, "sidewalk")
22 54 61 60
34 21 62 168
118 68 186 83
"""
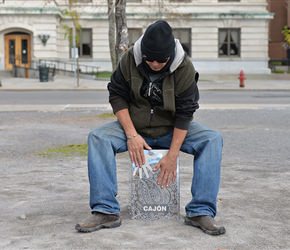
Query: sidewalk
0 75 108 91
0 73 290 91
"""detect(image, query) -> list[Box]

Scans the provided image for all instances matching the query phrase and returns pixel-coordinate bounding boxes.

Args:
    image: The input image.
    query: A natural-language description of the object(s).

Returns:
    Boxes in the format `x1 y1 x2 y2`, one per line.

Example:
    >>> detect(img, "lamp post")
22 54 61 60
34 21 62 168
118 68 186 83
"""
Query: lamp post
71 25 79 88
72 26 77 83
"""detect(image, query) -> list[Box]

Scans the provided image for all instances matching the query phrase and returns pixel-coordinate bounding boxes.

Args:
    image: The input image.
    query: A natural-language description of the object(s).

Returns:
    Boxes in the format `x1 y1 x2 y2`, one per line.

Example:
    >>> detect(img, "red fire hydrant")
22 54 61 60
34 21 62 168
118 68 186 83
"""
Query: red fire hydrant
238 70 246 88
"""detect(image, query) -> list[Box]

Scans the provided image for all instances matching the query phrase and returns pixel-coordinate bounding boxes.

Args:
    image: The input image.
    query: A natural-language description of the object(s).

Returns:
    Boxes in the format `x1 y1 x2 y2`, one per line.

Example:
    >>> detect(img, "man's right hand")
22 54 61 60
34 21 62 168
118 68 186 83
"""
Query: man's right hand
127 134 152 168
114 109 151 167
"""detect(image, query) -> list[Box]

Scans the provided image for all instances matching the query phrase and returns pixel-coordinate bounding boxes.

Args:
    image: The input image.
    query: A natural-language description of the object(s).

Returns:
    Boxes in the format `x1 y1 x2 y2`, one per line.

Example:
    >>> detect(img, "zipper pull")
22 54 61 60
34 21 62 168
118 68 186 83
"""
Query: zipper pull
149 108 154 125
148 82 152 96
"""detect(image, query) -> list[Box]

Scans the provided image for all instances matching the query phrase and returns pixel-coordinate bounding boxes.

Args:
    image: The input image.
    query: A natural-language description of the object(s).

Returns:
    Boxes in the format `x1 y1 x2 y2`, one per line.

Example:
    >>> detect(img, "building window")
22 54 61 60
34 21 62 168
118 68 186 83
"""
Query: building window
173 28 191 56
128 28 142 46
218 28 240 57
70 28 92 58
79 29 92 57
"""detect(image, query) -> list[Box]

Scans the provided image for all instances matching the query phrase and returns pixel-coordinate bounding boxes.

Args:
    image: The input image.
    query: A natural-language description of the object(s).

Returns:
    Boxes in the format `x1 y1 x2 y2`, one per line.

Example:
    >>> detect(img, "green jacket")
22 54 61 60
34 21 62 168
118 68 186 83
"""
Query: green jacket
108 38 199 138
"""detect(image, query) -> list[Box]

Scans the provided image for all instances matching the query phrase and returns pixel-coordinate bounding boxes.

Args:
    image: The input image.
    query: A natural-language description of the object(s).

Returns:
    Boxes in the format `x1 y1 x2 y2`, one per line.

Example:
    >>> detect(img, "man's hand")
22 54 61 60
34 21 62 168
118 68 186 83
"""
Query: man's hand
127 134 151 168
153 153 177 188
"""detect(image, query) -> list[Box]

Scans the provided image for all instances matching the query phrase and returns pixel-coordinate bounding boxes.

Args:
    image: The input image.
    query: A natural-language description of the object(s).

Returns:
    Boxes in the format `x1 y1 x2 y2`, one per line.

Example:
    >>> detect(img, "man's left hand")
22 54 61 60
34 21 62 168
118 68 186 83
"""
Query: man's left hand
153 153 177 188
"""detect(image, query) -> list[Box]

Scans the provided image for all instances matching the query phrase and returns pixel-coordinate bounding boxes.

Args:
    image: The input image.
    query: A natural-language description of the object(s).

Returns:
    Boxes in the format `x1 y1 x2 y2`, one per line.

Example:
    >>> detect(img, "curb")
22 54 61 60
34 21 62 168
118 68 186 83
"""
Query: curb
1 88 290 92
0 88 108 91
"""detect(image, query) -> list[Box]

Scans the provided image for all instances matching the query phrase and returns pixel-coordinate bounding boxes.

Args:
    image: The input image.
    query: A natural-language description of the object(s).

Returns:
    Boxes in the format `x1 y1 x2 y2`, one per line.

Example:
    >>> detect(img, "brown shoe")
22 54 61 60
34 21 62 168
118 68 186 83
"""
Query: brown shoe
184 215 226 236
75 212 121 233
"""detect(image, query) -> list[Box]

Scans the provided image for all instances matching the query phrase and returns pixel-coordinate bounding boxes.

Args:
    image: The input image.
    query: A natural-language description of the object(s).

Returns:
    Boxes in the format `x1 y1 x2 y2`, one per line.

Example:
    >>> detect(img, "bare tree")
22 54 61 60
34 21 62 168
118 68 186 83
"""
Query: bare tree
65 0 81 87
108 0 117 70
108 0 129 71
47 0 129 73
47 0 81 87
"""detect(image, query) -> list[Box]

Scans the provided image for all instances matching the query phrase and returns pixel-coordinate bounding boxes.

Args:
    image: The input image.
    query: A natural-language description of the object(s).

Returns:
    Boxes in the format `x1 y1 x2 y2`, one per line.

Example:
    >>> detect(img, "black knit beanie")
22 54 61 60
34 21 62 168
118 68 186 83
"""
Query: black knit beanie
141 20 175 61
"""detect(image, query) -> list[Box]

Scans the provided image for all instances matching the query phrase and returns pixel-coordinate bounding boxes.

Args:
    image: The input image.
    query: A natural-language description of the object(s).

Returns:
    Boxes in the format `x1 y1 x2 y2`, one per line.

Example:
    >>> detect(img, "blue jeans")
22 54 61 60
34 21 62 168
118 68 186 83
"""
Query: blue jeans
87 121 223 218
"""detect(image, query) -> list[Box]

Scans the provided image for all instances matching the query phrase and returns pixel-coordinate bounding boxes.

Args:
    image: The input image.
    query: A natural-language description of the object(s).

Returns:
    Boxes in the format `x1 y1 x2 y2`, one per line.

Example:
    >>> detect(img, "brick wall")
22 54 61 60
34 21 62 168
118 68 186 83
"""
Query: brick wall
268 0 289 60
288 0 290 26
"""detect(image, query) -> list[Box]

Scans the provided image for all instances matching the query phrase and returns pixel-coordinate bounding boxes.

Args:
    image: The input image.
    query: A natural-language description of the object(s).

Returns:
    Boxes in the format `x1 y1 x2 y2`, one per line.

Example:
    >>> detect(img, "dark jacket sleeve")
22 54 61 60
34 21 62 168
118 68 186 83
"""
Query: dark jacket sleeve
174 72 199 130
107 64 131 114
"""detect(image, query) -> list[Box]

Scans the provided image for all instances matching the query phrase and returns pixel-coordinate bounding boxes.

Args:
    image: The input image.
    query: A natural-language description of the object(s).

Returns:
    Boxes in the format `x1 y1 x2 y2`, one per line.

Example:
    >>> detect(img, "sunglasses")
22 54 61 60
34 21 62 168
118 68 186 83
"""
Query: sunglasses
143 56 170 64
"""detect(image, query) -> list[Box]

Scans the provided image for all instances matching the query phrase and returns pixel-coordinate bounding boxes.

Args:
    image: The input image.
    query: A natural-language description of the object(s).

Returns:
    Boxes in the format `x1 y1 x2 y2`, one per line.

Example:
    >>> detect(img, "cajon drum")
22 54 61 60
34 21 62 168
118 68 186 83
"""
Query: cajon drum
129 149 180 220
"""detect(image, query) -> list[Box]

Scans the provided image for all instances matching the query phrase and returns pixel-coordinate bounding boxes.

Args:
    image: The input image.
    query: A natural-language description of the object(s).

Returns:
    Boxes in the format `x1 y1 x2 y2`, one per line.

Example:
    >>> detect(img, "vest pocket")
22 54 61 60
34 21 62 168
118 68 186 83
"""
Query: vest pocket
163 89 175 112
149 107 174 128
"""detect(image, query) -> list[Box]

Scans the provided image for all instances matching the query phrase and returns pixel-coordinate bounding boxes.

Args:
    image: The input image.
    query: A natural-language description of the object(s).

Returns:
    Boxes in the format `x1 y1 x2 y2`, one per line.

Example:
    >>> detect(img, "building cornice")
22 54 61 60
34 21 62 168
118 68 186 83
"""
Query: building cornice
0 6 60 15
0 7 273 20
128 12 274 20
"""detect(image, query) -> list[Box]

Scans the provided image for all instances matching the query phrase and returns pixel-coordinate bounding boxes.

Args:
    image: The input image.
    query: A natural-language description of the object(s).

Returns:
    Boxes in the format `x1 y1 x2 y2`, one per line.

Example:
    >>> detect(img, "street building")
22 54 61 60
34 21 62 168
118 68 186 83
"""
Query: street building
0 0 273 75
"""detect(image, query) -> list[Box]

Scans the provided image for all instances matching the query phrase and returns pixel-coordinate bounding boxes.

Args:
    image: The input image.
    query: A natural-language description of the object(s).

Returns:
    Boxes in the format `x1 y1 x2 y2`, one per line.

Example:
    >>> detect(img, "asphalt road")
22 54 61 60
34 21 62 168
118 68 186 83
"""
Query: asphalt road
1 90 290 105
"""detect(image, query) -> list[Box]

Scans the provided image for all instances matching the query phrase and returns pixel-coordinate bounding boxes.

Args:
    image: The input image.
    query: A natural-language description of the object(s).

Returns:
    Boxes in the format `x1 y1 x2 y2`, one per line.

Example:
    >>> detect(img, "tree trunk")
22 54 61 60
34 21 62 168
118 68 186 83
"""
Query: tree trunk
115 0 128 65
108 0 117 71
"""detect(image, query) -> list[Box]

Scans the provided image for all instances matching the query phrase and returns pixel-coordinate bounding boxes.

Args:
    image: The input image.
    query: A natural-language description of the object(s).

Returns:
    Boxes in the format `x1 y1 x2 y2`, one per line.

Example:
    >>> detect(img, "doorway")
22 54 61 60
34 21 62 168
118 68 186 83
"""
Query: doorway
4 33 31 77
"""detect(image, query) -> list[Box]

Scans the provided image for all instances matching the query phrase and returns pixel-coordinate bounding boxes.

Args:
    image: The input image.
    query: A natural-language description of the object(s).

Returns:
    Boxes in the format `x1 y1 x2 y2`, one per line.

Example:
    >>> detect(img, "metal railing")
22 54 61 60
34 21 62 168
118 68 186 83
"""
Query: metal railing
11 58 100 79
38 59 100 75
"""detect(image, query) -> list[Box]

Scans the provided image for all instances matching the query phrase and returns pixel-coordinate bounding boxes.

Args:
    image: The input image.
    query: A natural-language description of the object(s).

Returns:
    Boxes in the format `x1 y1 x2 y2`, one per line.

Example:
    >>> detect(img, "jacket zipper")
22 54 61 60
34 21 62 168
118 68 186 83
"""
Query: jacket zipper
149 108 154 126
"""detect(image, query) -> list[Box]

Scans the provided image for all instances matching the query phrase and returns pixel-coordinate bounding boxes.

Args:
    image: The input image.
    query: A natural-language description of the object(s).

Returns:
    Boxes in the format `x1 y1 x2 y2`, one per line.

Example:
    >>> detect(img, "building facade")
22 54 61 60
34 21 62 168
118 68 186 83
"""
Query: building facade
268 0 290 61
0 0 273 74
